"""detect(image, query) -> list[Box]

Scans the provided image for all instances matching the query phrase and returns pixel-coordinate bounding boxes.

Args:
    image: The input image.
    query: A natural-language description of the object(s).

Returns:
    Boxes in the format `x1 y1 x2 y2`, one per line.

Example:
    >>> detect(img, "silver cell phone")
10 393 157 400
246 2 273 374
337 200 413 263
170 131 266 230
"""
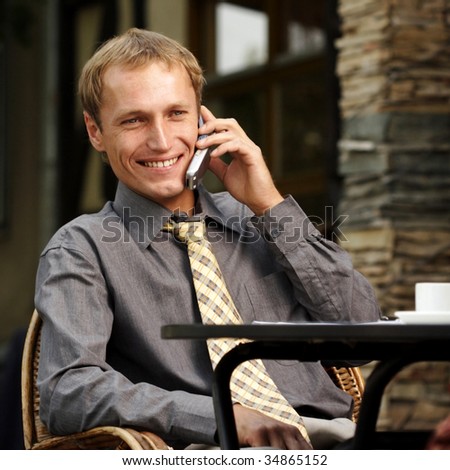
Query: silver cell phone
185 117 213 190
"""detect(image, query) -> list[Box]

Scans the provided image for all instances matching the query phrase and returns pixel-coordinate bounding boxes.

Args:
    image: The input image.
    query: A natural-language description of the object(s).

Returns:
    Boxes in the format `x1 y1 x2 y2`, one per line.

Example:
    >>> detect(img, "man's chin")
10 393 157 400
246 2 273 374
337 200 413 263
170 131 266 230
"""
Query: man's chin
136 182 191 205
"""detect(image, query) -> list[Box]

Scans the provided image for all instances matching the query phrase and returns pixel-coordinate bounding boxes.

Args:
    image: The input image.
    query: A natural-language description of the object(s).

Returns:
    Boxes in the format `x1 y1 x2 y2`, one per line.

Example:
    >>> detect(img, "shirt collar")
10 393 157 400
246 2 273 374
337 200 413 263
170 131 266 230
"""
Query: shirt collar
112 182 172 249
111 182 245 249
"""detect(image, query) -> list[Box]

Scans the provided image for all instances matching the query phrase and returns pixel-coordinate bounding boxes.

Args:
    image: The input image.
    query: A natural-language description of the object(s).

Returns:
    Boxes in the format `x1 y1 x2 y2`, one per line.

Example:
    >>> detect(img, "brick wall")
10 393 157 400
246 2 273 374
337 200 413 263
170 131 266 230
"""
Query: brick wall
336 0 450 432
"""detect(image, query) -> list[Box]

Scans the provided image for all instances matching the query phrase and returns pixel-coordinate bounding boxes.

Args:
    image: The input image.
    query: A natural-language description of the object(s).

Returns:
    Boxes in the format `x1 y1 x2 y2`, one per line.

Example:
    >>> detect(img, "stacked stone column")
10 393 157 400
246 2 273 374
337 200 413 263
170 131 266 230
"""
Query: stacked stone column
336 0 450 431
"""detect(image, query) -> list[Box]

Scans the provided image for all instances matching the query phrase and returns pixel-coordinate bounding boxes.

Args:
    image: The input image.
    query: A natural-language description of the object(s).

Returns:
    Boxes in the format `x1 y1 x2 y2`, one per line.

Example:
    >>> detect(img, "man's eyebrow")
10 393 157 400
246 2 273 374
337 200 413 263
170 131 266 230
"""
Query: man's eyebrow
119 108 144 116
168 101 191 109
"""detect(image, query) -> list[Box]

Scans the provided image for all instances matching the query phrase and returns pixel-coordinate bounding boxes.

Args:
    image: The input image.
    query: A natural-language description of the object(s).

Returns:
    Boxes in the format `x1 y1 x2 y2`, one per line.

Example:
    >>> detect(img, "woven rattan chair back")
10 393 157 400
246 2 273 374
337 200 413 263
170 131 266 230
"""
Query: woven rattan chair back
326 366 365 422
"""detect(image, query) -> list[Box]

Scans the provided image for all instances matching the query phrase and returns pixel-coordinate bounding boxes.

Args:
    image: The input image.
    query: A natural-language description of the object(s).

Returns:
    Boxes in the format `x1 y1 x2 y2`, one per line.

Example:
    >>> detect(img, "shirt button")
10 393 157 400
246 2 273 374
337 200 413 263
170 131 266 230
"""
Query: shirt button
271 228 281 238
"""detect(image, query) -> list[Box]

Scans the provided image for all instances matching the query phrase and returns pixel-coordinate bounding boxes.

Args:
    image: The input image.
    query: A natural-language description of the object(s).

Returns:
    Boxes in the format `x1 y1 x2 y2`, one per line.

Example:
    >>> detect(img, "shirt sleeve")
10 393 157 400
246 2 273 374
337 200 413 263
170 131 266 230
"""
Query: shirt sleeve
34 235 217 448
251 196 382 323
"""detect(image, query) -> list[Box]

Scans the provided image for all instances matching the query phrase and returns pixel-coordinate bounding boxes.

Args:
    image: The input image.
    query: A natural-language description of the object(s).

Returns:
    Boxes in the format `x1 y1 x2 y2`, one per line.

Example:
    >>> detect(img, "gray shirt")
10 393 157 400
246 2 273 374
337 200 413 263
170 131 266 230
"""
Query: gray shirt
35 182 381 448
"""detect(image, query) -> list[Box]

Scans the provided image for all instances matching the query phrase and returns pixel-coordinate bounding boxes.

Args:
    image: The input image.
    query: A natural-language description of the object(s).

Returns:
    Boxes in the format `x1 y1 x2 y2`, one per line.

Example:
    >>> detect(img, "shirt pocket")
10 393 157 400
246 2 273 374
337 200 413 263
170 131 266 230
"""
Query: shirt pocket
243 271 310 366
243 270 308 323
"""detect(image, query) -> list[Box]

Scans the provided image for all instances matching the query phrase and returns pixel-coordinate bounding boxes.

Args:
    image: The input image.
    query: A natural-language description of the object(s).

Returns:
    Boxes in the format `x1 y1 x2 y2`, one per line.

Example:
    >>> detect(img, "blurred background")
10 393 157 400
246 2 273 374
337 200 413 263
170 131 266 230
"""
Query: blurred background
0 0 449 449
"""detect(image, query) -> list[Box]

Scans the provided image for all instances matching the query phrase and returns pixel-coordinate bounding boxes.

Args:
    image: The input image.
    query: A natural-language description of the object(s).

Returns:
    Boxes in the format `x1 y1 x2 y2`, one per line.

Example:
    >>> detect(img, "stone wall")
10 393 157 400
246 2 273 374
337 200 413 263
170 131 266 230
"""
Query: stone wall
336 0 450 433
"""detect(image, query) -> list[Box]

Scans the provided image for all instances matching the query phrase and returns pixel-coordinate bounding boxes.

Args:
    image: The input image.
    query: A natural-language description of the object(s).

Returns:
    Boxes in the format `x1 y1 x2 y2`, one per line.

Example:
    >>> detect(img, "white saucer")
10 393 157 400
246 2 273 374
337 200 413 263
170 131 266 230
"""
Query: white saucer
395 311 450 324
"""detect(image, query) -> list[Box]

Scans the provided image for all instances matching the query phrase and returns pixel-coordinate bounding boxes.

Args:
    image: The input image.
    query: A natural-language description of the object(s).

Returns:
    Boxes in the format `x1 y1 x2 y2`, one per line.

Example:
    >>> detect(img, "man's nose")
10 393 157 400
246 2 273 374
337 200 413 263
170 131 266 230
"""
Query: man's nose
147 121 171 152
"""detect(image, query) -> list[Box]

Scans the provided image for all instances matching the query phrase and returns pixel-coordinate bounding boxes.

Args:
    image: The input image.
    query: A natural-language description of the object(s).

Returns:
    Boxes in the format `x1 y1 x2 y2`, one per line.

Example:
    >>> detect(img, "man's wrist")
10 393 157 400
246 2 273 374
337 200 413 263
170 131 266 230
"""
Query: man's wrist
250 193 285 216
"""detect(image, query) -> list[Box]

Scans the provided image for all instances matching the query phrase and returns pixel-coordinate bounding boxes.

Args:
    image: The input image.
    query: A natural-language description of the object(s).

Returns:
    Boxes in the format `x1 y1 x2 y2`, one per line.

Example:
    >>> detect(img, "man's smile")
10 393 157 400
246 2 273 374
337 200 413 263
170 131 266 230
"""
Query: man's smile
137 156 181 168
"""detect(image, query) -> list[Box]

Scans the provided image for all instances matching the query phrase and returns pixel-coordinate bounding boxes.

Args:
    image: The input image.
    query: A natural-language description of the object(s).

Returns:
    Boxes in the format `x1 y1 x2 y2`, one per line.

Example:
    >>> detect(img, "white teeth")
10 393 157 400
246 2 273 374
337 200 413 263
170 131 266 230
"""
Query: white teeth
142 157 178 168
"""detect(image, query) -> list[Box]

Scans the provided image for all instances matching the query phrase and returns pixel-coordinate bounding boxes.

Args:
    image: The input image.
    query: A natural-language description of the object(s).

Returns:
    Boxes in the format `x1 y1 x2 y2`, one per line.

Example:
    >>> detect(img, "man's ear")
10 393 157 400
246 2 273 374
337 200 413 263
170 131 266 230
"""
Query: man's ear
84 111 105 152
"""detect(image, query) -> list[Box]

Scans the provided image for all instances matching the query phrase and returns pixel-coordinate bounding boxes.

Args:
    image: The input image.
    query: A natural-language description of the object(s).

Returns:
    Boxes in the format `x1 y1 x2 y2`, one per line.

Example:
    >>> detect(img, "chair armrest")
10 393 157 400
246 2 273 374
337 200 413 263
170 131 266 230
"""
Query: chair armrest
30 426 172 450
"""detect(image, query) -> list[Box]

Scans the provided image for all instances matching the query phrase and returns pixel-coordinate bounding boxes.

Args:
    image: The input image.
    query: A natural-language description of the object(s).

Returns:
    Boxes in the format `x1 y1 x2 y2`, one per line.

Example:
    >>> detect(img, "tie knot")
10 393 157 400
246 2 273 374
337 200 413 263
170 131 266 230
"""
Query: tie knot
176 220 206 243
164 216 206 244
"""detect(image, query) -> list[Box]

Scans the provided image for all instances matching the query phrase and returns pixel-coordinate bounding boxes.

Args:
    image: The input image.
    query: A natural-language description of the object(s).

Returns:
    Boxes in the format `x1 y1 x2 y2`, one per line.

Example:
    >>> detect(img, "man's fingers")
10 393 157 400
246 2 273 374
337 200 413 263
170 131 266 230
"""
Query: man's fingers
248 426 311 450
234 405 313 450
207 156 228 182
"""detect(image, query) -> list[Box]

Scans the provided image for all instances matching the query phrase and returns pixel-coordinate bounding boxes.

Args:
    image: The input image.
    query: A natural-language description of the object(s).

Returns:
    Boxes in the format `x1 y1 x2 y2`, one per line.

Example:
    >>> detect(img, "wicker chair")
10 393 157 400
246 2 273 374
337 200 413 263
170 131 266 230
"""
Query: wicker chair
325 366 365 423
22 310 364 450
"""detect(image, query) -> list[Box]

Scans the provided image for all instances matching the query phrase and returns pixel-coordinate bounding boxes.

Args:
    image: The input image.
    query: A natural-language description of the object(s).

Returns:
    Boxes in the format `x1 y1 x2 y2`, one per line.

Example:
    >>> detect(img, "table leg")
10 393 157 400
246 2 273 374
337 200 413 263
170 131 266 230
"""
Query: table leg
212 345 244 449
353 355 412 449
353 341 450 449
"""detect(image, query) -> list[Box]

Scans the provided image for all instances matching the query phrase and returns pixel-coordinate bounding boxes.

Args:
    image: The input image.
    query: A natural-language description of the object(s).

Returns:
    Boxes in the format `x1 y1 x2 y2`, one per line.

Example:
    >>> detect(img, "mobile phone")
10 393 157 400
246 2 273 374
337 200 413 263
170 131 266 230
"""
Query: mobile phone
185 117 213 190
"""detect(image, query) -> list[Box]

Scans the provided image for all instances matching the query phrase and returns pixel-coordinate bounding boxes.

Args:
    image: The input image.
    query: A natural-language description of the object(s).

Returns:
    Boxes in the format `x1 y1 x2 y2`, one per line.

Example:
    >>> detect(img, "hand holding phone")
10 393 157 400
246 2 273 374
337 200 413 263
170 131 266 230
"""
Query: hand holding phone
185 117 213 190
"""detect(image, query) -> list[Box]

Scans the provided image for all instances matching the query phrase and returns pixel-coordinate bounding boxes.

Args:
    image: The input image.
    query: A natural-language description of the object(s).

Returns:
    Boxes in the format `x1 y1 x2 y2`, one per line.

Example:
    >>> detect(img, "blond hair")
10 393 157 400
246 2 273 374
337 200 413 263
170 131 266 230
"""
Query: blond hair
78 28 205 126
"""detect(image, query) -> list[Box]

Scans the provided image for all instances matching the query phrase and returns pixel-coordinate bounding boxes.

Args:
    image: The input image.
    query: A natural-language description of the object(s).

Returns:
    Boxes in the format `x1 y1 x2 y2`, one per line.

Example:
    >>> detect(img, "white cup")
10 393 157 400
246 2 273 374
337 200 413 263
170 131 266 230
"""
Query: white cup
415 283 450 312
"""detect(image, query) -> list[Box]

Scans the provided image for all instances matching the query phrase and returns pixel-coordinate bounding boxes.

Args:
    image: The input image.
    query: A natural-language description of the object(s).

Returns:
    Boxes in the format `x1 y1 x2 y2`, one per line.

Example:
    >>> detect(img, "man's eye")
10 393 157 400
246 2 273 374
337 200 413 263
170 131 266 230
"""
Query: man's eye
121 116 145 126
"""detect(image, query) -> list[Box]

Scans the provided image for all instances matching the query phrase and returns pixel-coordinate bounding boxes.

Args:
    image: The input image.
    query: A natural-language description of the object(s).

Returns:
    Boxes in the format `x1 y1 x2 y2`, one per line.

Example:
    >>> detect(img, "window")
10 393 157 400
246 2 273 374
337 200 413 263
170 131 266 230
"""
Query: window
216 2 268 74
189 0 340 228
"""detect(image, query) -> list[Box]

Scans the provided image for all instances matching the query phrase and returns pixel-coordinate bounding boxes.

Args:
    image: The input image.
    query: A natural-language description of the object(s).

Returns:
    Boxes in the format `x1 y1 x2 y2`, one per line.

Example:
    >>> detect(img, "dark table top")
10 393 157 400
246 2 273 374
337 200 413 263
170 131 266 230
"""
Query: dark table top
161 321 450 343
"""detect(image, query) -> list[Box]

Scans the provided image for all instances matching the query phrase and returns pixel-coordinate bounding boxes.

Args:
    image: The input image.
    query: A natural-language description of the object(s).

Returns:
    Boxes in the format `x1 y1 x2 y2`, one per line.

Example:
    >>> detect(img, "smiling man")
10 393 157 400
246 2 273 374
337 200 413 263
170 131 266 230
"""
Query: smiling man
35 28 381 450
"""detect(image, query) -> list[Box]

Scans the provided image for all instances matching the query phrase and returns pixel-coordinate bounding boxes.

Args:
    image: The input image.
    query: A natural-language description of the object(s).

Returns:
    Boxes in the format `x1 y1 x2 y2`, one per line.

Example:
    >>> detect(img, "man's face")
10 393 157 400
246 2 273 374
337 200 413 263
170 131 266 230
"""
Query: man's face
85 61 199 211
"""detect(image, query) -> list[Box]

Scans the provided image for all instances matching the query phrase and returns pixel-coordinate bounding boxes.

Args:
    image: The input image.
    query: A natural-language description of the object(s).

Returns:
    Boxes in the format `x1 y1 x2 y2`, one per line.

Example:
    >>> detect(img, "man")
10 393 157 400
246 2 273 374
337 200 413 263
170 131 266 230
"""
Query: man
35 28 381 450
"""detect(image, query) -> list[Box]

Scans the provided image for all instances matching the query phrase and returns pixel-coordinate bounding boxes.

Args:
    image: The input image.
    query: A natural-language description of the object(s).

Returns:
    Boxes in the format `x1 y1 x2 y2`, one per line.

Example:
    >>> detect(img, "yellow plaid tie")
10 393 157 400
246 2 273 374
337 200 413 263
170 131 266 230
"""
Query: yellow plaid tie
165 215 310 443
